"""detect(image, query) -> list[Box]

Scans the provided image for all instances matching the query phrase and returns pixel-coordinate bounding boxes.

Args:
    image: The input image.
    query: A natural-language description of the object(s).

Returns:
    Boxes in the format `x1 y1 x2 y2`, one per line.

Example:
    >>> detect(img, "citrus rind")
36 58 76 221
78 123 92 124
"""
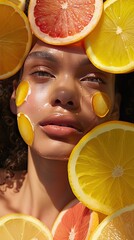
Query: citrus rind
28 0 103 45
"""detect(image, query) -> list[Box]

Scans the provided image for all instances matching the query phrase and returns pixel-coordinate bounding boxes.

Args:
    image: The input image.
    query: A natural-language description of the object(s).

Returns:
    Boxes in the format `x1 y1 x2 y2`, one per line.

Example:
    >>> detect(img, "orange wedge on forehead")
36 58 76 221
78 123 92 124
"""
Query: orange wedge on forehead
28 0 103 45
0 0 32 80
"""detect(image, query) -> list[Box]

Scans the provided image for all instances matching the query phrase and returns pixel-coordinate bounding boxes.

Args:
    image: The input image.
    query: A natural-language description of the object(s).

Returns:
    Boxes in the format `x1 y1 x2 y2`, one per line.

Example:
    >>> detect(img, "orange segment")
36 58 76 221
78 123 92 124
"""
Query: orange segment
16 80 31 107
68 121 134 215
92 92 111 118
8 0 26 10
0 0 32 80
52 199 99 240
90 204 134 239
28 0 103 45
85 0 134 73
0 213 53 239
17 112 34 146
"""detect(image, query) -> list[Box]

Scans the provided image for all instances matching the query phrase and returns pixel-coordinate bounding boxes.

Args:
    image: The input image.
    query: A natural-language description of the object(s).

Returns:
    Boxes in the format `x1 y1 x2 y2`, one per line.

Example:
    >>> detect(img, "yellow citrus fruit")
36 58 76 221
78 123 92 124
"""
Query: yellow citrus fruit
0 0 32 80
52 199 99 240
8 0 26 10
28 0 103 45
17 112 34 146
85 0 134 73
0 213 53 239
90 204 134 239
16 80 31 107
68 121 134 215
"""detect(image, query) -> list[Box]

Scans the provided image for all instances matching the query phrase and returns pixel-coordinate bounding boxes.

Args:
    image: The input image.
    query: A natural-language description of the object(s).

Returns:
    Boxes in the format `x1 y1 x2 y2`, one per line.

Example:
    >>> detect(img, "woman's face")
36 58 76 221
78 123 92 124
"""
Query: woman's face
15 40 119 160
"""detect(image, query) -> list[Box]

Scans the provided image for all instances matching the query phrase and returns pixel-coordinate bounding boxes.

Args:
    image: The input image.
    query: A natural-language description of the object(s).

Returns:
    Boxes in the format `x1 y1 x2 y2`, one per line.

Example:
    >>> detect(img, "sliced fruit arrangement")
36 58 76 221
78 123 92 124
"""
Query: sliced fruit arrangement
52 199 99 240
0 213 53 239
28 0 103 45
0 0 32 80
85 0 134 73
90 204 134 240
68 121 134 215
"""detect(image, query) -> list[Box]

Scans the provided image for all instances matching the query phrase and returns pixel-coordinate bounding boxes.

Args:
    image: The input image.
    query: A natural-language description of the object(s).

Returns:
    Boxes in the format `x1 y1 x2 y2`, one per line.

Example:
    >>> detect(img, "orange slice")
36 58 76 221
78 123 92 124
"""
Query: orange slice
0 213 53 239
8 0 26 10
90 204 134 239
0 0 32 80
52 199 99 240
85 0 134 73
28 0 103 45
68 121 134 215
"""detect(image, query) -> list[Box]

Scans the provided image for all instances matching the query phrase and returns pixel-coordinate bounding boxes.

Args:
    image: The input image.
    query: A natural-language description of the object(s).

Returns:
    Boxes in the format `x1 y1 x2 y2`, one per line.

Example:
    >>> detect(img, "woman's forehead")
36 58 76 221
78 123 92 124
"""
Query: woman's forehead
30 39 86 55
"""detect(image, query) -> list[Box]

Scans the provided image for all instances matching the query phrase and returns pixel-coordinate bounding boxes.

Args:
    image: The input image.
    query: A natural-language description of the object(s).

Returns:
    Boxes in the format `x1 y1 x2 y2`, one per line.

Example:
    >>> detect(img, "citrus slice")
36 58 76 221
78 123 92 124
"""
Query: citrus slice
0 213 53 239
16 80 31 107
85 0 134 73
68 121 134 215
28 0 103 45
8 0 26 10
0 0 32 80
52 199 99 240
17 112 34 146
90 204 134 239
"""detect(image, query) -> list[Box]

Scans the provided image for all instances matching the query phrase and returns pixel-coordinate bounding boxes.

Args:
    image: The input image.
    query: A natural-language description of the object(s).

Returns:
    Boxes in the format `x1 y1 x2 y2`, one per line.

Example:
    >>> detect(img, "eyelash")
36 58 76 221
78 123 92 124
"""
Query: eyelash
31 70 55 79
80 75 105 84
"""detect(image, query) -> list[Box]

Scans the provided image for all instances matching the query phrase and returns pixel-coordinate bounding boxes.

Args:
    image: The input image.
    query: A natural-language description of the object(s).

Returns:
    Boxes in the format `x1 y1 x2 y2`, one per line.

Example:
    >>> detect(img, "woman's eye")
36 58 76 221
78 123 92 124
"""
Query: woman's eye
31 70 55 78
81 76 104 83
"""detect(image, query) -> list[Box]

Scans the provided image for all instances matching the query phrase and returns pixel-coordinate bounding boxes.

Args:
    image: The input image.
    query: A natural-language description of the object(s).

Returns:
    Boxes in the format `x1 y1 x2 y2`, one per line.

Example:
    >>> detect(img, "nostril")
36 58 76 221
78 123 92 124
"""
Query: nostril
68 101 73 106
55 99 61 104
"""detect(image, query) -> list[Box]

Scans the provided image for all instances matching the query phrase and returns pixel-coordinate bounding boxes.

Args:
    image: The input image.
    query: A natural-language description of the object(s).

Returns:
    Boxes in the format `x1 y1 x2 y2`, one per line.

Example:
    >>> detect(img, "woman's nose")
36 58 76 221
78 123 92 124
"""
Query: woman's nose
50 78 80 110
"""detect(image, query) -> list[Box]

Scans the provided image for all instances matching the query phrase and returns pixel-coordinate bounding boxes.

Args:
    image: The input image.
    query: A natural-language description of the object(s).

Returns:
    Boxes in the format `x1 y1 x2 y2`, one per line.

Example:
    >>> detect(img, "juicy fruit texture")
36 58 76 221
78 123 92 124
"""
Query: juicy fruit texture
68 121 134 215
52 199 99 240
90 204 134 240
0 0 32 80
0 213 53 239
28 0 103 45
17 112 34 146
85 0 134 73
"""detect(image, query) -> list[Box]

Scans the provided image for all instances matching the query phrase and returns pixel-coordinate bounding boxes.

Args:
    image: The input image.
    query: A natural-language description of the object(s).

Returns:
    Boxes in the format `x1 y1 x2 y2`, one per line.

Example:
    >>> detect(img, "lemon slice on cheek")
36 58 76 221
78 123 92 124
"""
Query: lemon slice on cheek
16 80 31 107
17 113 34 146
92 91 111 118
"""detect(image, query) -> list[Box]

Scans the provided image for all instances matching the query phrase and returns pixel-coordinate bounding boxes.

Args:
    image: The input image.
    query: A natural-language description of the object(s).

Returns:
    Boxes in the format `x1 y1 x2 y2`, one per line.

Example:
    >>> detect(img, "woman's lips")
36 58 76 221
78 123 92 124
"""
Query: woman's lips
39 115 83 138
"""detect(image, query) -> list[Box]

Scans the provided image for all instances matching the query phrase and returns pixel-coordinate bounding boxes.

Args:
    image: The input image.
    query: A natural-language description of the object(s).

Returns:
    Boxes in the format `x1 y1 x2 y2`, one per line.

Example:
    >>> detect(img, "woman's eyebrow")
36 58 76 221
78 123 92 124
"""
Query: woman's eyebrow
26 51 58 63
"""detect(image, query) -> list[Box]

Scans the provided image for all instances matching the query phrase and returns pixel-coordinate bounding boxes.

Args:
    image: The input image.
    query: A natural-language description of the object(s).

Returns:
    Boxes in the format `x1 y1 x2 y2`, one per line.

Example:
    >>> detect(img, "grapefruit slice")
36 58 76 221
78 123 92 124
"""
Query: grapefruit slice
28 0 103 45
68 121 134 215
0 213 53 239
52 199 99 240
90 204 134 239
85 0 134 73
0 0 32 80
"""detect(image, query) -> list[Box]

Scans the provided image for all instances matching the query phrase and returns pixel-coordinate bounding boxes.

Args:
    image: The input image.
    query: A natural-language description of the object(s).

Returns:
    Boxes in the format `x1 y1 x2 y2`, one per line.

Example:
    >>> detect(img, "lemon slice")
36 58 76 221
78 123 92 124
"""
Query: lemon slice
0 213 53 239
85 0 134 73
68 121 134 215
90 204 134 239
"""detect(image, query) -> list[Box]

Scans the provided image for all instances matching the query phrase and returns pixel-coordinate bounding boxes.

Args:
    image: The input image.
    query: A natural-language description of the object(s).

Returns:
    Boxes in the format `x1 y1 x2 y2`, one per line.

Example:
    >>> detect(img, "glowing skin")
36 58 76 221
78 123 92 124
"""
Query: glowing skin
16 80 31 107
16 40 119 161
92 91 111 118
